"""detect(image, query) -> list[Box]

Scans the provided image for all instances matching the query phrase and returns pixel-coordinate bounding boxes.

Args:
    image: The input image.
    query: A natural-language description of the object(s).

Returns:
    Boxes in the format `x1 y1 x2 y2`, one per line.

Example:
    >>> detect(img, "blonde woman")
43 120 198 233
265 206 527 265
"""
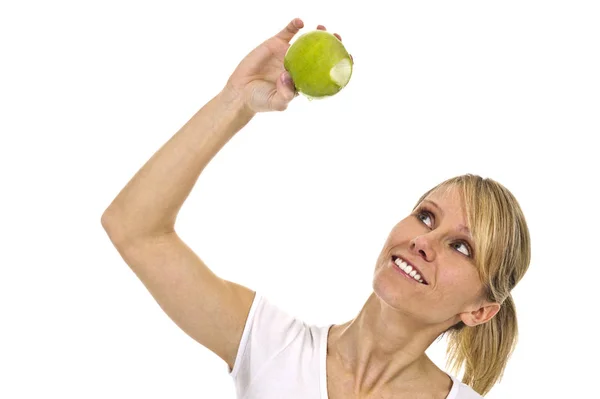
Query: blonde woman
102 18 530 398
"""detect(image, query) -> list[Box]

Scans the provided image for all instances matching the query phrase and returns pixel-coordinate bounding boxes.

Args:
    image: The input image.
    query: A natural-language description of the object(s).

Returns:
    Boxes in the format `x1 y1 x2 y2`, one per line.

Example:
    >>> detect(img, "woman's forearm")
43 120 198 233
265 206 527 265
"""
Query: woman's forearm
101 89 255 243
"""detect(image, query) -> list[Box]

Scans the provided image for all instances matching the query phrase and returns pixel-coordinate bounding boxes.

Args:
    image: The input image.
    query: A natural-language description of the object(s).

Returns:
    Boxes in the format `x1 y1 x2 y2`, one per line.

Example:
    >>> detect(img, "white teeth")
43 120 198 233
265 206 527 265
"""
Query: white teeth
393 257 425 284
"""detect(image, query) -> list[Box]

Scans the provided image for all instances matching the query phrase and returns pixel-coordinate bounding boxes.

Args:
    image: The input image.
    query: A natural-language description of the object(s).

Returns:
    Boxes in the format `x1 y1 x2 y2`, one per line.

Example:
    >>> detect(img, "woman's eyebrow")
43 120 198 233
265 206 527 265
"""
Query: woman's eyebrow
423 199 443 216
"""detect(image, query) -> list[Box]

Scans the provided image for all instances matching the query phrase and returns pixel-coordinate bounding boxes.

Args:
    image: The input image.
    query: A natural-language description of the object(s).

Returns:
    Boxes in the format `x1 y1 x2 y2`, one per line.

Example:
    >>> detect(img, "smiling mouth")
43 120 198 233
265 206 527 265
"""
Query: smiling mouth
392 256 428 285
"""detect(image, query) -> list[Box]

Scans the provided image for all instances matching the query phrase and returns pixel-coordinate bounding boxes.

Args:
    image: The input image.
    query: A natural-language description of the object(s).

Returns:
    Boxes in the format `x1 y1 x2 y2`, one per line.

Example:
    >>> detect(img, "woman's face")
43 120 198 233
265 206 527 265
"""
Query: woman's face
372 184 497 328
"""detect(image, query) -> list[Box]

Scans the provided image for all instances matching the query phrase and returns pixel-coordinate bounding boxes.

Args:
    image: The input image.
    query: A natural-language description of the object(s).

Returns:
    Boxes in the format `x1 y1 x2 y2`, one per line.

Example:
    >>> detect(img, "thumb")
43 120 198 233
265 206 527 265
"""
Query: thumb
272 71 297 110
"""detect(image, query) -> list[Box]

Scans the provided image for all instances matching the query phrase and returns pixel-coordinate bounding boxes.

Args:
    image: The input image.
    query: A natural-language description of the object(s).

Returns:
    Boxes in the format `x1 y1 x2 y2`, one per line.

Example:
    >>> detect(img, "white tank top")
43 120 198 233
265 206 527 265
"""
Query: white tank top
229 292 483 398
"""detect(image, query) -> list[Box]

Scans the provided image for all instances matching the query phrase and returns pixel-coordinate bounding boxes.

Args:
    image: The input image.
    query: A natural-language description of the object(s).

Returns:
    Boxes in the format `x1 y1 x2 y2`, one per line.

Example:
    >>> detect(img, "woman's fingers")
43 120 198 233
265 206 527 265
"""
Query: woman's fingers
316 25 341 41
276 18 304 42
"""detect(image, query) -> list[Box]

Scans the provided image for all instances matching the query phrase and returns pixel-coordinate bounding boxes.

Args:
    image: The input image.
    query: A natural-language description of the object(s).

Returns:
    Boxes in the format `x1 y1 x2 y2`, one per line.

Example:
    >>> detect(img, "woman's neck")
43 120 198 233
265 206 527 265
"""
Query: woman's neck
327 292 455 393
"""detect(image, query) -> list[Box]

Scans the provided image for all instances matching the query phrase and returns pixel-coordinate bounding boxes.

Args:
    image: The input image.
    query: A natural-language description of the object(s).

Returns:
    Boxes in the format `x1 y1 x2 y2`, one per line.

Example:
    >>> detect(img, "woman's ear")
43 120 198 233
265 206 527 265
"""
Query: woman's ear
459 301 501 327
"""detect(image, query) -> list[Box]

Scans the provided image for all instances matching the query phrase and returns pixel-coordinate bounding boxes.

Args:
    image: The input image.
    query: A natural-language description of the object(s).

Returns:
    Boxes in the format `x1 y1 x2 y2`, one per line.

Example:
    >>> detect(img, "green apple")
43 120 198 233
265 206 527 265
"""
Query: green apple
284 30 353 99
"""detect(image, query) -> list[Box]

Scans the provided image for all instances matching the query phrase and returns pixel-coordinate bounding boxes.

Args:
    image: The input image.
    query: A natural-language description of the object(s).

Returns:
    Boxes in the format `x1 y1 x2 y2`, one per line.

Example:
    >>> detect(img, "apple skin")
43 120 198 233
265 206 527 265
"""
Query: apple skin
284 30 353 99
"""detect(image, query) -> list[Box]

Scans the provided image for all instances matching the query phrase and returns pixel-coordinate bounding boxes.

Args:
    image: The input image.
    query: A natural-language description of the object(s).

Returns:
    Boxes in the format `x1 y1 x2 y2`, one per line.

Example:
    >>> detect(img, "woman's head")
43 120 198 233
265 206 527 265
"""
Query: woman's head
371 173 530 395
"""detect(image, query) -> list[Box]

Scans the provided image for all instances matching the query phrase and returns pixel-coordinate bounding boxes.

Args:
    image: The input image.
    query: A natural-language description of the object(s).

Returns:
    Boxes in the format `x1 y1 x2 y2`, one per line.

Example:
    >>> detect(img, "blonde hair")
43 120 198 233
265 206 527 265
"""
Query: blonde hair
414 174 531 396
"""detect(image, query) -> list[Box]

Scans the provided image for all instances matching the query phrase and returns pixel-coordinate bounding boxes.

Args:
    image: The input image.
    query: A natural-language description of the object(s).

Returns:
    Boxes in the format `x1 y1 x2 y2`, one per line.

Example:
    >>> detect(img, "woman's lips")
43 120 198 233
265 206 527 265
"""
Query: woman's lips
391 256 428 285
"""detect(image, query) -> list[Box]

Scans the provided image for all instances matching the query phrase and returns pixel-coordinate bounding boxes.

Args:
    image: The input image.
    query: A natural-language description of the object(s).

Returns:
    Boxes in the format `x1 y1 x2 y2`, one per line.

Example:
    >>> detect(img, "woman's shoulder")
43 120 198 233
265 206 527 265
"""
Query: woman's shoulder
454 381 484 399
446 374 483 399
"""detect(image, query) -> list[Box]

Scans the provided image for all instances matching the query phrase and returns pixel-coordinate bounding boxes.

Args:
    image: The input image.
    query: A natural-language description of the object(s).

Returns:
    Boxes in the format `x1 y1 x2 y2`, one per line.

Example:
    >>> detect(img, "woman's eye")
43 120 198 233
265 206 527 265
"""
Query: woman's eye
417 211 433 228
452 242 471 257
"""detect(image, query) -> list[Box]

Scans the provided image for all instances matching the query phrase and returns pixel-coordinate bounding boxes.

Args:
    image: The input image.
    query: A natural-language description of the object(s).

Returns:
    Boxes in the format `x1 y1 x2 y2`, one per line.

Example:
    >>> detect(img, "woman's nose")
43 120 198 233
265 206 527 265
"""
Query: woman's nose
410 235 436 262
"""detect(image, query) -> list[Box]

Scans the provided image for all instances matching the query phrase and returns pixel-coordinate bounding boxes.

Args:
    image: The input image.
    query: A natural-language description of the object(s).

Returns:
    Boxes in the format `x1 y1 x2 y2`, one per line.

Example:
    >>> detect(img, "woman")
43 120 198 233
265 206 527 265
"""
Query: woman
101 18 530 398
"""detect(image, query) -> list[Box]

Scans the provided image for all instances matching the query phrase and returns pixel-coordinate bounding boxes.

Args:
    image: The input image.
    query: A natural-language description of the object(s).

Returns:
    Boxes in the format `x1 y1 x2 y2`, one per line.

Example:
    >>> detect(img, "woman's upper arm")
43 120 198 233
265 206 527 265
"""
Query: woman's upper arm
110 232 256 370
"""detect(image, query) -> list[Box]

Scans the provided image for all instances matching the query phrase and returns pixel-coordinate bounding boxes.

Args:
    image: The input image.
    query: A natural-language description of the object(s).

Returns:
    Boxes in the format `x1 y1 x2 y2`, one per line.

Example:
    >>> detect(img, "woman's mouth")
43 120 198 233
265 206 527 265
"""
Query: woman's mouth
392 256 428 285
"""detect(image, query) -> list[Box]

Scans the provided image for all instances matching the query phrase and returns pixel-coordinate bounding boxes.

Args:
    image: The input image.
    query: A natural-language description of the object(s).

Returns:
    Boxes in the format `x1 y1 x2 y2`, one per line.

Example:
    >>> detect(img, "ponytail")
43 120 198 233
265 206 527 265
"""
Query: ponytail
446 295 518 396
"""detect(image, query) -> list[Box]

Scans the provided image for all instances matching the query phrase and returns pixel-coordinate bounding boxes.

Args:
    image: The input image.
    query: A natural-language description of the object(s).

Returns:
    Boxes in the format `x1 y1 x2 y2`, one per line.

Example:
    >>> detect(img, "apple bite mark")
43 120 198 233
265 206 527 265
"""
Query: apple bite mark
330 58 353 87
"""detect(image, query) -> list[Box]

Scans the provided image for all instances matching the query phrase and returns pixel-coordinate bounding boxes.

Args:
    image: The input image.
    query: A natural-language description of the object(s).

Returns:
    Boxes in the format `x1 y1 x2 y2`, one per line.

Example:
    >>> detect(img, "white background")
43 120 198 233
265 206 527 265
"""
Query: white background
1 1 599 398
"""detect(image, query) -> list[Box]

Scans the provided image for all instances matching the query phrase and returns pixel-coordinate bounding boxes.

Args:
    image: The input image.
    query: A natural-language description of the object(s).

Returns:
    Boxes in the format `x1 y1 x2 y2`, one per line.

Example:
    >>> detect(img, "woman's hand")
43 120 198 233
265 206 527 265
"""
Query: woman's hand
222 18 345 113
